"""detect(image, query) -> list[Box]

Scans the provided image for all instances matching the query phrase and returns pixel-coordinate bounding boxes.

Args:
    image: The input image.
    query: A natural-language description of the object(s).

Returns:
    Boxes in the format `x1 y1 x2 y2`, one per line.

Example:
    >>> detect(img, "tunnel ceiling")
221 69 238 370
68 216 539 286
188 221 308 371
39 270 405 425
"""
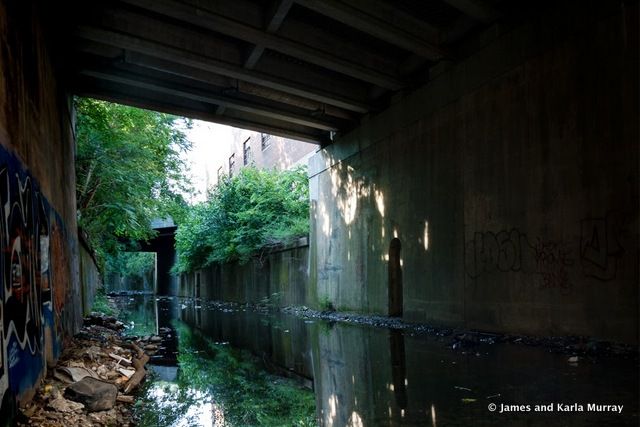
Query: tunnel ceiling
59 0 509 144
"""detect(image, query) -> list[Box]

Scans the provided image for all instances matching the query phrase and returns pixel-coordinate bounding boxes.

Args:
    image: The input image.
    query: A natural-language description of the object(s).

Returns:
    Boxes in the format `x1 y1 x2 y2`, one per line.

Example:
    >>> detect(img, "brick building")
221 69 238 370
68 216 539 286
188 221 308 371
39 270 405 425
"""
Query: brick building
214 127 317 185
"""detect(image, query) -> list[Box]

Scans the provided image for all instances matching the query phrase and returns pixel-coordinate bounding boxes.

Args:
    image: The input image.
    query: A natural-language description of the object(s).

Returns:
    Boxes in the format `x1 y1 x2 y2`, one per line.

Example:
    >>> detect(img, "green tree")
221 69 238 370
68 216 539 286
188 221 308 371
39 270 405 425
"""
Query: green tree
174 166 309 273
75 98 192 266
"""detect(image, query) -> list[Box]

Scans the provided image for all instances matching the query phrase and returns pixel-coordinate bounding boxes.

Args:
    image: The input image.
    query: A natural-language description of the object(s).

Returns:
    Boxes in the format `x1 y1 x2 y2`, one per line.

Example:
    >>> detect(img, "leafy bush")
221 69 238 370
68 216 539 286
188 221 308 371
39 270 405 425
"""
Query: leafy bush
174 166 309 272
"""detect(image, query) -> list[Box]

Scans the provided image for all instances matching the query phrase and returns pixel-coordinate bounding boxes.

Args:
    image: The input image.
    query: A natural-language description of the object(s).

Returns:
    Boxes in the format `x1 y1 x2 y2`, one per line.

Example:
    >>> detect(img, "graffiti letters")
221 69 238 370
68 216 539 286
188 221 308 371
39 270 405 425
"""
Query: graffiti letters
531 239 573 291
464 229 529 278
580 213 624 281
465 228 574 292
0 147 68 404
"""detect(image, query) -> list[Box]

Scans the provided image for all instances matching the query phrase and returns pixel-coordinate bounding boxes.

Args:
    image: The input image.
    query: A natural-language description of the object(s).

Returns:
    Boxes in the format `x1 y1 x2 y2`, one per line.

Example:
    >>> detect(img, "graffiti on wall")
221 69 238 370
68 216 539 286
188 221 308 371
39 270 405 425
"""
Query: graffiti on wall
465 214 630 291
464 228 574 292
0 147 69 405
580 213 625 281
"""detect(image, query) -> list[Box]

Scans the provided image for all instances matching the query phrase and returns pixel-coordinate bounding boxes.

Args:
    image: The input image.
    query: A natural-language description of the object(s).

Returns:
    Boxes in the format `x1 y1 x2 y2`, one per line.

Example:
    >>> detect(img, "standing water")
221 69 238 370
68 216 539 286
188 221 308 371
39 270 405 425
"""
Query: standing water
112 295 638 426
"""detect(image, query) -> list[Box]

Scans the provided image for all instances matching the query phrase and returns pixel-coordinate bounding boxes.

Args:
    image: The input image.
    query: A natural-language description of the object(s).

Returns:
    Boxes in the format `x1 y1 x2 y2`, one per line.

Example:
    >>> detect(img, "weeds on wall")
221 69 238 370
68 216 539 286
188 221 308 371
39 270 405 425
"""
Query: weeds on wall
319 295 335 312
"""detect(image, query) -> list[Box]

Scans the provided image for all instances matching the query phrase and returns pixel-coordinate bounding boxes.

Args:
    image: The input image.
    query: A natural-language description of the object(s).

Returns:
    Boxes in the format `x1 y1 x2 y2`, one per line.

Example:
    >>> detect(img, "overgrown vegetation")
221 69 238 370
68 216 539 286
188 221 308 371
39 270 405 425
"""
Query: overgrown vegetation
134 322 315 426
174 166 309 273
105 252 156 277
91 288 117 317
104 252 156 292
75 98 191 268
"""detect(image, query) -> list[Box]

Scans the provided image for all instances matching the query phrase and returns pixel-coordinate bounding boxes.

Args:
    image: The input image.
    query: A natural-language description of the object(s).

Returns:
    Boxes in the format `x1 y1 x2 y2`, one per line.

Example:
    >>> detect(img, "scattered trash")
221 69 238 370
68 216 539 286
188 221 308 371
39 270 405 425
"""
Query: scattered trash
118 368 136 379
568 356 579 364
57 366 99 383
454 386 472 392
486 393 501 399
16 308 156 427
461 398 477 403
47 397 85 413
109 353 133 366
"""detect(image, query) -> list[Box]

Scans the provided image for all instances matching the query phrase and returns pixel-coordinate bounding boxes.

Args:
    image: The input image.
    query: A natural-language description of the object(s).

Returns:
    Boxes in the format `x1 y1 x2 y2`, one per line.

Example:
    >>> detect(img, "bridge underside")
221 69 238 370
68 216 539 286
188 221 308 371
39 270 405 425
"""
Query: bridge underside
40 0 636 342
50 0 515 144
0 0 637 418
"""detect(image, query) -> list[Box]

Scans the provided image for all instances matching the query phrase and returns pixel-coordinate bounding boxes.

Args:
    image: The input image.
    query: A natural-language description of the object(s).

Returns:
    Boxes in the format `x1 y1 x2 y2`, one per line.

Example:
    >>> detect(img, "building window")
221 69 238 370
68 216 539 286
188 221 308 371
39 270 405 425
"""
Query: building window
228 153 235 177
243 137 251 165
261 133 271 150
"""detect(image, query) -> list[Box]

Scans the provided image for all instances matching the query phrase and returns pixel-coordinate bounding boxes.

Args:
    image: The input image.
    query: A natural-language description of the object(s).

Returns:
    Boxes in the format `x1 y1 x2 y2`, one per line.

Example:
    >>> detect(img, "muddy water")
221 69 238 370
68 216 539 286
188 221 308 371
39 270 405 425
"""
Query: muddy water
113 295 638 426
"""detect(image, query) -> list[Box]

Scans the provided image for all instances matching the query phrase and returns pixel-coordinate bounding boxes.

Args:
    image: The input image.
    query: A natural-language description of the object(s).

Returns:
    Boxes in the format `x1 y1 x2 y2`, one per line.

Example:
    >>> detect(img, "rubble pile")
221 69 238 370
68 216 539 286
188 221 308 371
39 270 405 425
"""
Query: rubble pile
17 313 163 426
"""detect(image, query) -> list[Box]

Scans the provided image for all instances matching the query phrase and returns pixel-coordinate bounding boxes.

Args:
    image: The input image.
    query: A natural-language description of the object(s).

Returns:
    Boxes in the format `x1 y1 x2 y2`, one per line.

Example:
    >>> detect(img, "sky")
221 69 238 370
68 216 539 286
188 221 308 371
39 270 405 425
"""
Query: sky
180 120 235 203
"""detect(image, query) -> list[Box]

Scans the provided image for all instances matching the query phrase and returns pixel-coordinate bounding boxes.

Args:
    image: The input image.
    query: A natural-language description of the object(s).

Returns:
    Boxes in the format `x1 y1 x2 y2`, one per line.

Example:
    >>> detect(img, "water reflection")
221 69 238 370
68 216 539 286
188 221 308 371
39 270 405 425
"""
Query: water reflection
389 330 407 411
113 295 158 337
142 382 218 426
114 295 639 426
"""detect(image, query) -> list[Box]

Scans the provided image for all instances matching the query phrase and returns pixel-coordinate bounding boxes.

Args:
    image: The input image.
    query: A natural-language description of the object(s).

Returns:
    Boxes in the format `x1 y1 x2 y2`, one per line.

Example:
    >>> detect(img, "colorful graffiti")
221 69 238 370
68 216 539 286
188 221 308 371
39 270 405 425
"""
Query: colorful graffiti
0 146 70 406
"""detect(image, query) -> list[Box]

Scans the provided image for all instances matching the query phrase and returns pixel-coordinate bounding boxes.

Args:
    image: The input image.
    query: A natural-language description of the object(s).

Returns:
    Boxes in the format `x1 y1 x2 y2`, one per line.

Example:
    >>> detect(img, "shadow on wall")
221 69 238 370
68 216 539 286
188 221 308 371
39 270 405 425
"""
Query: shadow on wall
311 154 429 315
388 238 402 317
0 147 75 410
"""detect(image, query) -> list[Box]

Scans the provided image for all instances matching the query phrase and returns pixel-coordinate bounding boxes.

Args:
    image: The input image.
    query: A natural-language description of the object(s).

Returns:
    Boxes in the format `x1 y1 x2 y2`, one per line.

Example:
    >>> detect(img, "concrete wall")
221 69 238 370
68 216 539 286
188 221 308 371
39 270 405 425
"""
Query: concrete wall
179 238 309 307
79 240 101 316
0 0 87 414
309 1 638 343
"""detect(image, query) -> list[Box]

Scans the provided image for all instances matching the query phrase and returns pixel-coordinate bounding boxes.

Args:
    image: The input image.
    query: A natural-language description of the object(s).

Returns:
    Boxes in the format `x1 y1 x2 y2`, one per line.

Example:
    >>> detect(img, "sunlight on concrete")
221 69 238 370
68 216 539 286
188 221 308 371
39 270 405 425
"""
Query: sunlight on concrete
349 411 364 427
431 403 437 427
328 394 338 426
375 189 385 218
320 202 331 237
423 220 430 251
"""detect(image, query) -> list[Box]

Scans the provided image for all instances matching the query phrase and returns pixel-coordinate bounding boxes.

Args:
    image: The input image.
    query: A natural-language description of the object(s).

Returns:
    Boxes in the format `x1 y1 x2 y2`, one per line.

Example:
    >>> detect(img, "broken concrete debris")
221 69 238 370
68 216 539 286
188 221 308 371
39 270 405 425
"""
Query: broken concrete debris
17 312 162 426
64 377 118 412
